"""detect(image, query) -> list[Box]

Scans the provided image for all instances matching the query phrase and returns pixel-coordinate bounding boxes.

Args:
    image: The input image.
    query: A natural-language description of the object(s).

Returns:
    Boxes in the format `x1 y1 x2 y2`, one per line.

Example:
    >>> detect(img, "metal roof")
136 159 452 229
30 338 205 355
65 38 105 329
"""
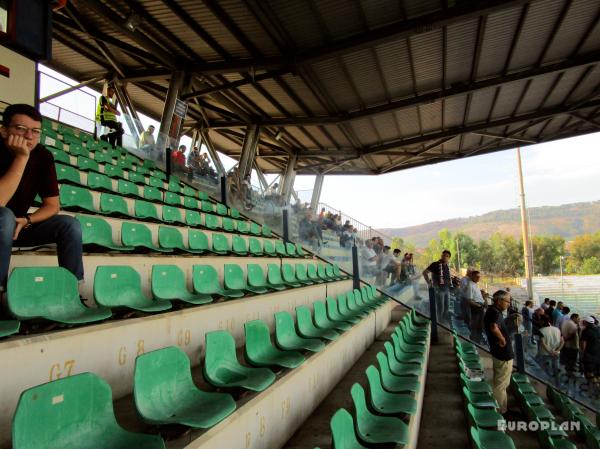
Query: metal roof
48 0 600 174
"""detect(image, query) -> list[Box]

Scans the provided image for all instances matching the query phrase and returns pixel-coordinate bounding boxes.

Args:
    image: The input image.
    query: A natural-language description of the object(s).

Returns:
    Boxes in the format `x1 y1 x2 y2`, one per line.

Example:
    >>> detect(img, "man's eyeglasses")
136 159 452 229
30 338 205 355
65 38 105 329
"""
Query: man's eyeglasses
10 124 42 137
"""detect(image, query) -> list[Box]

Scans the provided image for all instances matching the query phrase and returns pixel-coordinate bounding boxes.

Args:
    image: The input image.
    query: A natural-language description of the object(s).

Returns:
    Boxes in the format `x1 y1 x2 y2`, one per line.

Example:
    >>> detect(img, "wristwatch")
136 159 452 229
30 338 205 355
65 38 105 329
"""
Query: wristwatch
24 214 32 228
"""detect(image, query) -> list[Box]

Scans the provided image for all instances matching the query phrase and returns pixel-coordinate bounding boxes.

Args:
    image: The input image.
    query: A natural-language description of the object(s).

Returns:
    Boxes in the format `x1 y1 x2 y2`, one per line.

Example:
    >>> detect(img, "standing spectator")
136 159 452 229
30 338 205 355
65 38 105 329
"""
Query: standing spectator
532 307 546 343
171 145 186 174
360 239 378 277
521 300 534 343
376 246 394 286
552 302 564 326
465 270 486 343
0 104 84 293
538 315 564 382
95 86 123 147
545 300 557 325
458 268 473 323
484 290 515 416
541 298 551 311
138 125 155 152
422 250 452 322
561 313 580 376
580 317 600 383
556 306 570 329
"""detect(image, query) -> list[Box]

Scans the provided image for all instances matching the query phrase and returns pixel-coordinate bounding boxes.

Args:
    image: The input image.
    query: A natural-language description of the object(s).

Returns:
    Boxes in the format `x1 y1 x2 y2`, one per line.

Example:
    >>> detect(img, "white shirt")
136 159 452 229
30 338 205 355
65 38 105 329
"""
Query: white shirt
379 253 394 268
361 247 377 267
464 280 484 305
139 131 155 146
539 326 562 355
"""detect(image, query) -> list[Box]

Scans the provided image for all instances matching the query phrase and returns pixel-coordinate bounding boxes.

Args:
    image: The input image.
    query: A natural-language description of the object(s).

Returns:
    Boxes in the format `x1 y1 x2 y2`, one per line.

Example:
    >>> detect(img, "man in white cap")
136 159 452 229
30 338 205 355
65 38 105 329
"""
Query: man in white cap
580 316 600 381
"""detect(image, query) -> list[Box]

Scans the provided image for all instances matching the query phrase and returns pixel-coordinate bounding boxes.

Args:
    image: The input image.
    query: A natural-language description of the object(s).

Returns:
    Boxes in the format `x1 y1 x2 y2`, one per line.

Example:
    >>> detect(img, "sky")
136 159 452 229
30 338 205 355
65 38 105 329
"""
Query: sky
38 64 600 231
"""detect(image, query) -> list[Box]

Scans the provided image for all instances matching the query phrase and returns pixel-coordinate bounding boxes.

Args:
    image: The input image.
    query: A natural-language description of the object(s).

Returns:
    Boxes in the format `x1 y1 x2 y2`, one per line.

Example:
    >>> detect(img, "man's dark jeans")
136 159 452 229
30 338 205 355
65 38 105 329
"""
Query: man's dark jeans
0 207 84 289
100 119 124 147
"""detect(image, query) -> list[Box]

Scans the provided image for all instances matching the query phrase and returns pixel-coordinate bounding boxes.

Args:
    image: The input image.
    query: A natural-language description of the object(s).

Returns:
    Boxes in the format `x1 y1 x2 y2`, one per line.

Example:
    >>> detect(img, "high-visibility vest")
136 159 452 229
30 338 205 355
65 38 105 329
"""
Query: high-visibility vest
96 95 117 122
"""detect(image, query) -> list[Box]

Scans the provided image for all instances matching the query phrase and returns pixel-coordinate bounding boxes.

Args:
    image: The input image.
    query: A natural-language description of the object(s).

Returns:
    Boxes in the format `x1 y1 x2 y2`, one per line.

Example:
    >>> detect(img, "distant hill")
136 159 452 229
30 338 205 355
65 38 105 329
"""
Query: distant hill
378 200 600 248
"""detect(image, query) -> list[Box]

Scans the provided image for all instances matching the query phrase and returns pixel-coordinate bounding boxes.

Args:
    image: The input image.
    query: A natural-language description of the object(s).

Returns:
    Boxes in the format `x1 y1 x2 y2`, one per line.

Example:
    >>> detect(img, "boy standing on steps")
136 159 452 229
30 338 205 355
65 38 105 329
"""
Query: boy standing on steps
484 290 514 416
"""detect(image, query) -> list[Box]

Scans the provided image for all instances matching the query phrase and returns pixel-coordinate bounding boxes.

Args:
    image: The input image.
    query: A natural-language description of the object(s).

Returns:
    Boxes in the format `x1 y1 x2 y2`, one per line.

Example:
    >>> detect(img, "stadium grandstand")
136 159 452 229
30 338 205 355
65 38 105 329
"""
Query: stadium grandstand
1 0 600 448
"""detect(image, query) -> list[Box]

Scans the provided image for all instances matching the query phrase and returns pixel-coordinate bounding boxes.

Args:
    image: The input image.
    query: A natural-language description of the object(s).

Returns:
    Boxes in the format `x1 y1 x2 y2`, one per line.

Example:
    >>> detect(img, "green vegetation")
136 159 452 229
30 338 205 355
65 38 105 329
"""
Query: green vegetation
415 229 600 276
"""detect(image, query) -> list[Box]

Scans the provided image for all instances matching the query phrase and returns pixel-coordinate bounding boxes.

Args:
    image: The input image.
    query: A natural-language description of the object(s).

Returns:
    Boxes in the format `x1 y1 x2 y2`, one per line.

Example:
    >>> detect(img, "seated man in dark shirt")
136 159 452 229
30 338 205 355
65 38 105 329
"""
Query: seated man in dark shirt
0 104 83 294
483 290 514 416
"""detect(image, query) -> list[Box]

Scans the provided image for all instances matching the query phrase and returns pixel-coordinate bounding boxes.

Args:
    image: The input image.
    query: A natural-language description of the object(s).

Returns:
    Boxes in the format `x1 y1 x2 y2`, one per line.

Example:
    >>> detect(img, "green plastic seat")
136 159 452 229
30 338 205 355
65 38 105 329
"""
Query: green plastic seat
222 217 236 232
162 205 185 224
103 164 124 178
134 200 160 222
94 266 171 312
143 159 156 169
204 213 221 230
50 148 71 164
329 409 369 449
346 292 369 317
275 311 325 352
204 330 276 391
152 170 166 181
313 300 351 332
13 373 166 449
0 320 20 337
461 373 492 394
237 220 250 234
184 196 198 210
285 242 297 257
250 222 261 236
116 159 134 170
182 185 196 197
376 353 420 393
167 179 181 193
216 202 228 216
143 186 163 202
470 426 516 449
262 224 272 237
275 240 287 257
539 431 577 449
350 383 409 445
158 226 201 253
326 297 354 325
77 215 133 252
201 201 215 213
59 185 95 212
188 229 209 253
100 193 131 217
365 365 417 415
164 191 182 206
8 267 111 324
248 237 263 256
263 239 276 256
244 320 305 369
296 243 307 257
467 403 504 429
393 327 426 353
293 264 313 285
232 235 248 255
151 265 212 305
195 190 208 201
383 342 423 376
211 233 230 254
87 171 113 192
325 264 335 279
267 264 287 290
148 176 163 189
317 264 328 281
281 264 302 287
93 151 111 164
185 210 202 227
296 306 339 341
390 334 425 364
246 264 270 294
117 179 141 198
463 387 498 409
336 295 362 323
134 346 235 428
229 206 240 218
223 264 248 297
77 155 99 172
307 264 324 283
121 222 171 252
192 265 243 299
127 171 145 184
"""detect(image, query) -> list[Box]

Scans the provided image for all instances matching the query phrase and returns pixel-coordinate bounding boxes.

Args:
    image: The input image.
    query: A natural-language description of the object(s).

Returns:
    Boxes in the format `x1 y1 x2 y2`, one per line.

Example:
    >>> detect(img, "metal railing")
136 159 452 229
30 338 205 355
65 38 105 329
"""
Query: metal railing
317 201 395 243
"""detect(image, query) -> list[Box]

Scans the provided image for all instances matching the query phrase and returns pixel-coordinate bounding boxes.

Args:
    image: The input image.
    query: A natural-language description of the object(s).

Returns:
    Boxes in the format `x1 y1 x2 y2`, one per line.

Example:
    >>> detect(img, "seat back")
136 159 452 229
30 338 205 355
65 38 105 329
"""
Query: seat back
224 264 245 290
262 224 272 237
151 265 188 299
128 171 145 184
162 205 183 223
103 164 124 178
330 409 368 449
295 306 315 333
222 217 236 232
295 263 309 281
117 179 139 197
204 213 220 229
263 239 275 255
275 240 287 256
267 264 284 284
281 264 297 283
183 196 198 210
121 222 153 247
307 264 319 280
188 229 209 251
158 226 185 250
164 191 182 206
135 200 160 221
232 235 247 253
285 242 296 256
212 233 230 252
201 201 215 213
248 237 262 255
244 320 272 361
87 172 113 191
148 176 163 188
204 330 237 380
216 203 228 216
76 215 115 247
247 264 267 288
185 210 202 226
250 222 261 235
100 193 129 216
59 185 94 210
192 265 220 294
94 265 144 307
237 220 249 233
77 155 99 172
8 267 80 319
313 301 329 327
143 186 163 202
275 311 297 342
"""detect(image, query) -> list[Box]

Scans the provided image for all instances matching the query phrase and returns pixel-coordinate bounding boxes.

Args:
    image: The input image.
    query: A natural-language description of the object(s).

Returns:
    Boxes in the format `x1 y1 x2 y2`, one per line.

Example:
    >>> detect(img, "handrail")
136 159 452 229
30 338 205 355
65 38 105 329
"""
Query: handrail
317 201 395 242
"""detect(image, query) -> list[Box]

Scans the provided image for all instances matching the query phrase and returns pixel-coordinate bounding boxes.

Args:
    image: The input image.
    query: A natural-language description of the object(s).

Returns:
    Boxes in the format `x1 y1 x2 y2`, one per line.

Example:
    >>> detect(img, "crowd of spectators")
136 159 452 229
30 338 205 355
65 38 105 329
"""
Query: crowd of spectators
170 145 218 184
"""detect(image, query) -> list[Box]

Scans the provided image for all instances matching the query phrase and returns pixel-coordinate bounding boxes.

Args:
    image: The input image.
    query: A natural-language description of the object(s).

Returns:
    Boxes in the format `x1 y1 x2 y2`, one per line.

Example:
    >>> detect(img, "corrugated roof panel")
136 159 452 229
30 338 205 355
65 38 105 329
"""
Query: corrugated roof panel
372 113 401 141
445 18 479 86
515 72 562 114
579 14 600 53
256 78 304 116
540 114 571 137
466 88 496 123
125 84 165 118
310 59 360 112
419 102 442 133
543 0 600 62
542 66 588 107
508 0 565 71
265 0 326 49
342 48 386 106
50 40 105 77
278 74 328 116
443 96 468 129
394 107 421 136
208 130 240 153
375 39 415 99
565 64 600 103
285 126 317 148
303 126 336 148
349 117 379 146
402 0 442 19
234 84 281 116
410 29 443 93
476 6 523 78
489 81 526 118
359 0 403 29
315 0 364 39
460 133 482 152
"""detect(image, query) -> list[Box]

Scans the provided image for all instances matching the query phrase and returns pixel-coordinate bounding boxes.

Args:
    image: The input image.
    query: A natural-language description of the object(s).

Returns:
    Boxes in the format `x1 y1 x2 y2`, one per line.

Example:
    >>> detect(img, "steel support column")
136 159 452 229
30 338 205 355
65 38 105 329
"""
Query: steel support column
200 129 226 177
254 163 270 193
238 125 260 180
310 174 325 212
280 153 297 205
158 70 185 153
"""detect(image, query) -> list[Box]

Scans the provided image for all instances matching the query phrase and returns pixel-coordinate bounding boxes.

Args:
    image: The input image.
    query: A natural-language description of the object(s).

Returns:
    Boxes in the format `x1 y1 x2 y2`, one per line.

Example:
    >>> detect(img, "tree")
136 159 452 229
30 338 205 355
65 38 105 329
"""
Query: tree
455 232 478 269
532 235 565 275
580 257 600 275
571 232 600 264
390 237 404 251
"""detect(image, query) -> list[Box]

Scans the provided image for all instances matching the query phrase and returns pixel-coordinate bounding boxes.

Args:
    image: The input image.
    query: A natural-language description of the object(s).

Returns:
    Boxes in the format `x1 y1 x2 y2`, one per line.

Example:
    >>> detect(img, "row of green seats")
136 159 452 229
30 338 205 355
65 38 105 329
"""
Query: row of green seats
55 161 211 203
59 186 252 233
547 386 600 449
10 288 386 447
319 311 430 448
451 332 517 449
5 263 352 323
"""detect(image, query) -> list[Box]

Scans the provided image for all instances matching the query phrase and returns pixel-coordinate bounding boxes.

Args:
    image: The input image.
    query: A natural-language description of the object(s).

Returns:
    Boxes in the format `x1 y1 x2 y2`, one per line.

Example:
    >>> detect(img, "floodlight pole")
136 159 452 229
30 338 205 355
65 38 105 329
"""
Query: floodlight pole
517 147 534 303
